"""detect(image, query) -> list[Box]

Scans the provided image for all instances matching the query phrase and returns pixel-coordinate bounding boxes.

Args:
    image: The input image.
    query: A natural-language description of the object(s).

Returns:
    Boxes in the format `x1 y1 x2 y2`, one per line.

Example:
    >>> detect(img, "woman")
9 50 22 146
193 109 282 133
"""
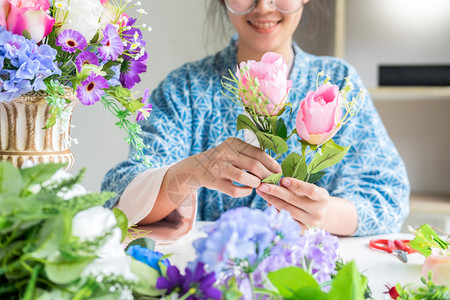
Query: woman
102 0 409 237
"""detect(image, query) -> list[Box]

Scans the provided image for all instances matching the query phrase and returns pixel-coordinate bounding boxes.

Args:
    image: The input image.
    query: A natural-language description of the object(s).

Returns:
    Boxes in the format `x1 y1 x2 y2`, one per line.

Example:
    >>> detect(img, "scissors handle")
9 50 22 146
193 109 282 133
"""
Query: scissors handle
369 239 415 254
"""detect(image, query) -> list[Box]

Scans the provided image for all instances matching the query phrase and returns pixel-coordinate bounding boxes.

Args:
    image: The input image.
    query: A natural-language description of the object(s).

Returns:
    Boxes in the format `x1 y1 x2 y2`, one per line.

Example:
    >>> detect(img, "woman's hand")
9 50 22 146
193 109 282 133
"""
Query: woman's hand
256 177 358 235
189 137 282 197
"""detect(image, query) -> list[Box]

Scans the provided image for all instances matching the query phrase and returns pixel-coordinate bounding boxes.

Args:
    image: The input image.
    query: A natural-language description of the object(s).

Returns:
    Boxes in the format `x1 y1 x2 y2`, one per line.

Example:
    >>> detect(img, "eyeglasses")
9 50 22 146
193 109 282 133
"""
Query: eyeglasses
224 0 304 15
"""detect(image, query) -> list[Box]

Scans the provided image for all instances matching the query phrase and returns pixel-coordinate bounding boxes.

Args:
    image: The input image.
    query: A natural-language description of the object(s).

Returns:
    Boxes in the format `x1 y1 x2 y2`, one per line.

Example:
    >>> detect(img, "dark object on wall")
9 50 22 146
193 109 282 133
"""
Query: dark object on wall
379 65 450 86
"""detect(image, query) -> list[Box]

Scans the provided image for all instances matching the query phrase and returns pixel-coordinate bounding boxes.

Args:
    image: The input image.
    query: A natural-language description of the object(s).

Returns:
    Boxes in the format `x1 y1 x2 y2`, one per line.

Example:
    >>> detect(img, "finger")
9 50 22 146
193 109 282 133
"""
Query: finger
218 179 254 198
221 163 261 188
257 183 306 208
280 177 328 201
225 138 281 174
229 155 275 180
256 190 314 226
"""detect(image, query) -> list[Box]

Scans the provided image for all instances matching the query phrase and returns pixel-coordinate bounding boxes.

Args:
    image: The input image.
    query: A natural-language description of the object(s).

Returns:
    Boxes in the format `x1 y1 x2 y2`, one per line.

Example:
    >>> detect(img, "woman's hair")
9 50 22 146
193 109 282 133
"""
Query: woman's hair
203 0 330 53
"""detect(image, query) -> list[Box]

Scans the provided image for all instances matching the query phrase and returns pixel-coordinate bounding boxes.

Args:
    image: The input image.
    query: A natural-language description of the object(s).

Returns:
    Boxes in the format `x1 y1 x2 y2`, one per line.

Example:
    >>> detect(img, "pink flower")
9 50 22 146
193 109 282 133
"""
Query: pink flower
421 249 450 286
236 52 292 116
0 0 54 42
296 83 343 145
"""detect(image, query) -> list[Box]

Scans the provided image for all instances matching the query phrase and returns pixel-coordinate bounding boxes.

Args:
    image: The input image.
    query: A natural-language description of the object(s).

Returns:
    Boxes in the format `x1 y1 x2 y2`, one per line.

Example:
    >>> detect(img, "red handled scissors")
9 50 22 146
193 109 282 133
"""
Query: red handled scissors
369 239 415 263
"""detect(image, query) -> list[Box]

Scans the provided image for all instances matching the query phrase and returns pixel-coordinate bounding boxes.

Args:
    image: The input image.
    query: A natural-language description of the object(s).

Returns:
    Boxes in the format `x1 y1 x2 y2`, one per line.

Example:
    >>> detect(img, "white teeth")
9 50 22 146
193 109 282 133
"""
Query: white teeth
249 21 278 30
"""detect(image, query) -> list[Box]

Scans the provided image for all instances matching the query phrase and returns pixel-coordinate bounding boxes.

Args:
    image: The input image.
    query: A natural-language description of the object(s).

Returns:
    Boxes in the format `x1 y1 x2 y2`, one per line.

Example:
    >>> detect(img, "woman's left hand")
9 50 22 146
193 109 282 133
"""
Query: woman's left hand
256 177 331 229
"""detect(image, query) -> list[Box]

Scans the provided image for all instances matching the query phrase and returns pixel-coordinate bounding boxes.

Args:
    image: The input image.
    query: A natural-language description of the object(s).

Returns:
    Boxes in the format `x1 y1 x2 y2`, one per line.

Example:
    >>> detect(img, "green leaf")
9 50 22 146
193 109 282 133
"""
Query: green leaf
236 114 257 132
220 276 243 300
125 237 156 252
115 86 132 98
127 100 145 113
268 266 320 298
290 287 329 300
129 258 162 297
255 132 289 155
0 162 23 196
45 255 94 284
306 171 326 184
113 208 128 243
22 30 32 40
329 261 365 300
408 224 449 257
308 140 350 174
281 153 307 181
276 118 288 140
29 216 64 259
20 163 65 192
262 173 282 184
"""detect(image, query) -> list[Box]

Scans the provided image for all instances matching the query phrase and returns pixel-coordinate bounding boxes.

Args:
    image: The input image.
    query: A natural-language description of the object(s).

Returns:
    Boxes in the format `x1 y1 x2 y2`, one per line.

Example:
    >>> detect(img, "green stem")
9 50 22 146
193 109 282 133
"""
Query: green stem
23 264 42 300
248 272 257 300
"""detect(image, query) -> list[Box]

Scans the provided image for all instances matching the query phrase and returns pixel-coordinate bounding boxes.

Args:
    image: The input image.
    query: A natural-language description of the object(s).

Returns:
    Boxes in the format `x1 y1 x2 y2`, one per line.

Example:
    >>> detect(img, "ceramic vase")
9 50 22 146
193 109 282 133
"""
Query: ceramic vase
0 89 78 170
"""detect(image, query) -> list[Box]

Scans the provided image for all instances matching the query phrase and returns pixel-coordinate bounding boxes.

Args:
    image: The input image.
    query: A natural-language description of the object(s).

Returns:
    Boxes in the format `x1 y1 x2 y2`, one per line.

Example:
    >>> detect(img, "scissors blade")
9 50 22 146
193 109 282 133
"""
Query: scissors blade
393 250 408 263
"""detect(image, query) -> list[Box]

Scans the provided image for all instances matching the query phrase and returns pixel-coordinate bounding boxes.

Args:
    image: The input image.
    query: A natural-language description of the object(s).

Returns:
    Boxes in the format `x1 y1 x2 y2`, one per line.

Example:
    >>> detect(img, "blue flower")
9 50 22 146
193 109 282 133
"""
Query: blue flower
126 245 169 274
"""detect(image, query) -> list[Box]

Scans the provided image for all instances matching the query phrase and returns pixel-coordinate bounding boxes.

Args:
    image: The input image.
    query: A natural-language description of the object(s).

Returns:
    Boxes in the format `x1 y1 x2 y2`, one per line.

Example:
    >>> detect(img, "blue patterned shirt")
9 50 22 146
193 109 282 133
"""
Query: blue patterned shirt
102 38 410 236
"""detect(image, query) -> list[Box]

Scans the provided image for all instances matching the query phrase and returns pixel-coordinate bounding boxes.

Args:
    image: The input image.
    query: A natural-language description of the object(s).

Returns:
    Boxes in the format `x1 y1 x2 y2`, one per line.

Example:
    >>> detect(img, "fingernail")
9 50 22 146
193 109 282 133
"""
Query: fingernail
258 184 269 193
276 165 282 173
282 178 291 187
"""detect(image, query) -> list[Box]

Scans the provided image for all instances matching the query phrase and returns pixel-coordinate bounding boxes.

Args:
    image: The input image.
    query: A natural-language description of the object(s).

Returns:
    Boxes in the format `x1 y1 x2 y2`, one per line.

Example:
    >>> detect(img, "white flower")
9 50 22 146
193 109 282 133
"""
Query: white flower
72 206 116 241
56 0 104 42
136 8 147 15
82 255 136 281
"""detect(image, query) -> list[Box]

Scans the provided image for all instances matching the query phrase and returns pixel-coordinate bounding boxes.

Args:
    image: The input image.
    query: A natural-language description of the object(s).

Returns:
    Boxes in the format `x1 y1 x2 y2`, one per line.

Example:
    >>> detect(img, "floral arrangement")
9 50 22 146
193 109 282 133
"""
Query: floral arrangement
222 52 365 184
0 0 152 165
385 224 449 299
1 161 449 299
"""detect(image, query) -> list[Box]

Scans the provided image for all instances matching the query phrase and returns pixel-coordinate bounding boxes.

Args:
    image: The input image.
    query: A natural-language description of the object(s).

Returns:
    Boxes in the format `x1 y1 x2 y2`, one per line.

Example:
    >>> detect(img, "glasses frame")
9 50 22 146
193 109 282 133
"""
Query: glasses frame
224 0 303 15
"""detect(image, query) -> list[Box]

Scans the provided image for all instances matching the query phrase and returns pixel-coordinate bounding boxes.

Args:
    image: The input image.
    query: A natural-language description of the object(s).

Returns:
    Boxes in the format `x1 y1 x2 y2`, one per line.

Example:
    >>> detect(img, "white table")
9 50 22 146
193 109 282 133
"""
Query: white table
156 223 424 299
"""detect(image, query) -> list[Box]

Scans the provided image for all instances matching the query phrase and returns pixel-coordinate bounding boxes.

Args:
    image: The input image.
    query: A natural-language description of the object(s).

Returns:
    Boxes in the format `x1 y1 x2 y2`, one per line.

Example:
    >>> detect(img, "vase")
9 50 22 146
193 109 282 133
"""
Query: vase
0 89 78 170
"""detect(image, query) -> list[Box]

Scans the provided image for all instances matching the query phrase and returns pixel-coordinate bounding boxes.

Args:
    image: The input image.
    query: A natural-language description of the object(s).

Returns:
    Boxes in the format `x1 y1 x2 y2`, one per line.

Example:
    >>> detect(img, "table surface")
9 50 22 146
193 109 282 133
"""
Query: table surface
156 222 425 300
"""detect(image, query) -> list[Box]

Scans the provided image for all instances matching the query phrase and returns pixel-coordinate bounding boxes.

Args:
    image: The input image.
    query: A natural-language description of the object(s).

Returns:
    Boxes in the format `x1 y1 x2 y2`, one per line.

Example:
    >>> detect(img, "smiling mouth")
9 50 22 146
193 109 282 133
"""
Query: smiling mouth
248 20 280 30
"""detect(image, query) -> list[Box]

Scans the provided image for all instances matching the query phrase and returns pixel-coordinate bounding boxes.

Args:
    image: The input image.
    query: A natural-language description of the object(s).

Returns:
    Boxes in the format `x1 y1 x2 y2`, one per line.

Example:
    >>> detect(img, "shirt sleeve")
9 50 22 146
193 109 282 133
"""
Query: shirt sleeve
325 63 410 236
101 65 195 234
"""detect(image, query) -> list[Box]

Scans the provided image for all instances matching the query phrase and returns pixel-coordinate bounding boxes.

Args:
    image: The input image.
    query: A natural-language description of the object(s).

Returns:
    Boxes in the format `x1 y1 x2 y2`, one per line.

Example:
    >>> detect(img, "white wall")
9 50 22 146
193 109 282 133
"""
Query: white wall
70 1 227 191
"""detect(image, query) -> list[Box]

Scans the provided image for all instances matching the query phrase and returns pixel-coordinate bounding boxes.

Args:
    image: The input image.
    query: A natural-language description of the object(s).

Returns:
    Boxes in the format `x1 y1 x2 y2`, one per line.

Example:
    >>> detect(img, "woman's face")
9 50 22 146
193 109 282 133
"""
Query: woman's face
226 0 308 58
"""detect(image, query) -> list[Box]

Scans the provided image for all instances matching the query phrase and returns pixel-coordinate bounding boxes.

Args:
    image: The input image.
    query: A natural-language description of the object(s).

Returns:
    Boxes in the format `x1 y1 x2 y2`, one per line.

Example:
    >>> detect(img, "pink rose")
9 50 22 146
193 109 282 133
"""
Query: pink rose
421 249 450 286
296 83 343 145
237 52 292 116
0 0 54 42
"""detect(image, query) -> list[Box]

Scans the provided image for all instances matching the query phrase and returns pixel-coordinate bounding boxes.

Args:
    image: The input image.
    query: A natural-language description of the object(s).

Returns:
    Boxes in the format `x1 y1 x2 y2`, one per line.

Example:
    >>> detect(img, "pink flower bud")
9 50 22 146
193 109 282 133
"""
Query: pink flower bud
236 52 292 116
296 83 343 145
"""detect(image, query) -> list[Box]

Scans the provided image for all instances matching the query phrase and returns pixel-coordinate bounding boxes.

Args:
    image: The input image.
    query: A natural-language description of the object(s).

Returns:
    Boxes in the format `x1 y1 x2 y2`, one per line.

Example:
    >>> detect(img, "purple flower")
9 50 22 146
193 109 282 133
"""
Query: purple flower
76 72 109 105
75 50 100 73
122 18 146 58
119 52 148 89
99 24 124 61
156 262 221 300
56 29 87 53
253 228 339 287
136 88 152 121
126 245 169 274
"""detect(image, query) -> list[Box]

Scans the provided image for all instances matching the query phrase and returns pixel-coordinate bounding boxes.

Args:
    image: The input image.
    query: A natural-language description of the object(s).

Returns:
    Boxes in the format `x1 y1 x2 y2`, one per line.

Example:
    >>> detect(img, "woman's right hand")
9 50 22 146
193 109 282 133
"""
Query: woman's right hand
187 137 282 197
143 138 281 224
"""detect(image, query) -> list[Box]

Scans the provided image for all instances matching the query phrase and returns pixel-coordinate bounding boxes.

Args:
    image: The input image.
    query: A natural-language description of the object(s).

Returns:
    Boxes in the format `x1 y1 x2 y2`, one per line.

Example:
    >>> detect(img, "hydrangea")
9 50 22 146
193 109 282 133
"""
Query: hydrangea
0 27 60 102
193 206 301 274
254 228 339 286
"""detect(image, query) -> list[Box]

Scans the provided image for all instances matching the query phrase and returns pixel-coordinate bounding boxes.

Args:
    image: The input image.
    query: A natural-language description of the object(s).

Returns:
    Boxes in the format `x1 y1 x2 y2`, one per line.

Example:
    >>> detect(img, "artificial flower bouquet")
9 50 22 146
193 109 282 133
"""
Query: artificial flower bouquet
222 52 366 184
0 0 152 165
